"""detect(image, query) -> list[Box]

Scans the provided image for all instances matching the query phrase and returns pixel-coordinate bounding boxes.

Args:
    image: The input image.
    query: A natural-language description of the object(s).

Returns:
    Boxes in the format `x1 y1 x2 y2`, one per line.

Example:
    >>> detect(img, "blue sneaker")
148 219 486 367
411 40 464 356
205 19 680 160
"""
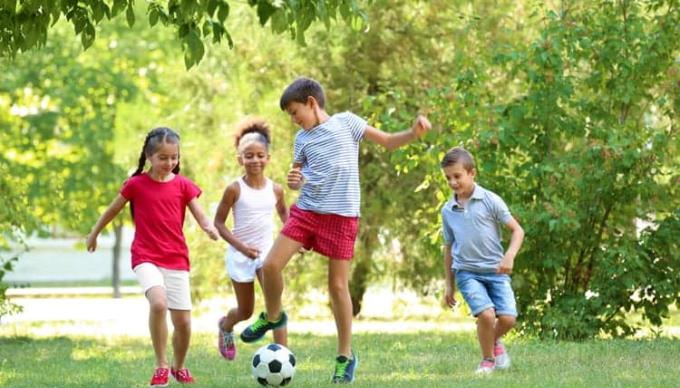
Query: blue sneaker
240 311 287 343
332 351 358 384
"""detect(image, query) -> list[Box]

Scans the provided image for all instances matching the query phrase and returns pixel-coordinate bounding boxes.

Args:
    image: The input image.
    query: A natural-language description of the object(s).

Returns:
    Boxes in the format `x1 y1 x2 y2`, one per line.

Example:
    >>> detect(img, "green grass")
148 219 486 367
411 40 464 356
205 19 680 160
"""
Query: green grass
1 330 678 387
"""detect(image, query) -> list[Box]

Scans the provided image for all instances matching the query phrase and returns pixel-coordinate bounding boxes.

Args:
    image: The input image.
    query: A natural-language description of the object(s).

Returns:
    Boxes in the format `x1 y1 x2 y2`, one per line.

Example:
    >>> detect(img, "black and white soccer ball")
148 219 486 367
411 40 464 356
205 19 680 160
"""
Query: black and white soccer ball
251 343 296 387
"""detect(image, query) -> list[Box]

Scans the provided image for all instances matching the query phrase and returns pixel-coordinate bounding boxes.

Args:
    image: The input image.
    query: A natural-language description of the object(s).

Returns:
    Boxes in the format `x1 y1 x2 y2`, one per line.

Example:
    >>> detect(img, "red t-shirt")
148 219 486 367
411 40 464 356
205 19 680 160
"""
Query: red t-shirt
120 173 201 271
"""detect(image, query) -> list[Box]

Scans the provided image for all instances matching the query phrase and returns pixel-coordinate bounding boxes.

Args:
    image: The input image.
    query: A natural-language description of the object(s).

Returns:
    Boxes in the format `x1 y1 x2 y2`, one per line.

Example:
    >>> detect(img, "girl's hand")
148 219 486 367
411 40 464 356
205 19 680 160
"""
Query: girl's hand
444 285 457 309
86 233 98 252
411 115 432 138
240 245 261 259
203 224 219 240
287 164 304 190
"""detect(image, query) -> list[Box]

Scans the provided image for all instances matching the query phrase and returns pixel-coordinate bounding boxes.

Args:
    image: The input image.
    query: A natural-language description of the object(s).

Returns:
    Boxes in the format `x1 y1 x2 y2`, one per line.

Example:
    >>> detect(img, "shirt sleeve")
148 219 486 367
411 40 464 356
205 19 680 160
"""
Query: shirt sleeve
490 192 512 225
342 112 367 142
292 130 306 166
182 176 202 204
441 206 455 244
120 177 135 200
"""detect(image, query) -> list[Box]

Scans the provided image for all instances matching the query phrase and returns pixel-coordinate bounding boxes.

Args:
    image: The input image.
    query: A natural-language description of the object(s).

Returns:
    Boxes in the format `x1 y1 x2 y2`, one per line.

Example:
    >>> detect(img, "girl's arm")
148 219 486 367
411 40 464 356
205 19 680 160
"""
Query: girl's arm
273 183 289 223
363 115 431 151
188 197 219 240
213 183 259 258
86 194 128 252
497 217 524 274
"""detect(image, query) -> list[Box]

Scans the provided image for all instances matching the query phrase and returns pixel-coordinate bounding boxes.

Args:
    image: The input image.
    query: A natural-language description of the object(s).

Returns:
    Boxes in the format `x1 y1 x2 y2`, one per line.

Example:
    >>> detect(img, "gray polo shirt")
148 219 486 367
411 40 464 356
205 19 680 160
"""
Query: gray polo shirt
441 184 513 273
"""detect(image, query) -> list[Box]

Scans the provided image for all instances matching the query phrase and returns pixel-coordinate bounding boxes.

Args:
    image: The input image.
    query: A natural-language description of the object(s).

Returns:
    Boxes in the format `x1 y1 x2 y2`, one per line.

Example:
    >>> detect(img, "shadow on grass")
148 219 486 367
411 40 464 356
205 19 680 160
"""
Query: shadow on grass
1 332 679 387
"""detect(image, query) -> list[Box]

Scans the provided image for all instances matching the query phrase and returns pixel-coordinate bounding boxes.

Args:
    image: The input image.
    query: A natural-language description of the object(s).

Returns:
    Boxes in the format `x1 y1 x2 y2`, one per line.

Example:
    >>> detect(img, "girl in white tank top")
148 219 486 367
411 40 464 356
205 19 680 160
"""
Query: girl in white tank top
213 118 289 360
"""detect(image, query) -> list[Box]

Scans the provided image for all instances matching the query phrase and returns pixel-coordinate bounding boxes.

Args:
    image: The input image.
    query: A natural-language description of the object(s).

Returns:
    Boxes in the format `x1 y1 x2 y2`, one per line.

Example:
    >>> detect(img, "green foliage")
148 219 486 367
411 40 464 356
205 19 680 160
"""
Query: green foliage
411 1 680 339
0 0 368 68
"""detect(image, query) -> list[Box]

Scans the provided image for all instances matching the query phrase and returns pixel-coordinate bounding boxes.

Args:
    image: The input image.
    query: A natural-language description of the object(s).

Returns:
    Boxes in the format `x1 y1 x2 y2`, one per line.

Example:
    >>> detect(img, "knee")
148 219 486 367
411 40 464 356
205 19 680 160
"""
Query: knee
263 259 281 275
328 279 349 298
499 315 516 327
477 309 496 324
173 315 192 332
238 306 254 320
149 298 168 314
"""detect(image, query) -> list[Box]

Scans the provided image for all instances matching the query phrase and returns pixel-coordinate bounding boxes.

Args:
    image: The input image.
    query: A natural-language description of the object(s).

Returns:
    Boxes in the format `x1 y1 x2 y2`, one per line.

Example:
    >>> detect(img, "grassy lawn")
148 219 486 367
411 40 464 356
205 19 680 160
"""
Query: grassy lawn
1 329 678 387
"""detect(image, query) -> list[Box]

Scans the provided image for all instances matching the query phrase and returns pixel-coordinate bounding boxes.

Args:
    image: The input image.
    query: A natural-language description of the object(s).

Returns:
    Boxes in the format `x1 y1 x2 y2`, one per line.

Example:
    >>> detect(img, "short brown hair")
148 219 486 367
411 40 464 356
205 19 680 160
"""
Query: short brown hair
440 147 475 171
279 77 325 110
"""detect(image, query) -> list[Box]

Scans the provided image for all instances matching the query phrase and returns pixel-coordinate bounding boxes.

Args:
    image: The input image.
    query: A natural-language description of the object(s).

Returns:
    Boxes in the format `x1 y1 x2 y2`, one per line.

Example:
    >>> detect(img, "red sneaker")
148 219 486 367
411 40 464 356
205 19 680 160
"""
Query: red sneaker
171 368 195 384
150 367 169 387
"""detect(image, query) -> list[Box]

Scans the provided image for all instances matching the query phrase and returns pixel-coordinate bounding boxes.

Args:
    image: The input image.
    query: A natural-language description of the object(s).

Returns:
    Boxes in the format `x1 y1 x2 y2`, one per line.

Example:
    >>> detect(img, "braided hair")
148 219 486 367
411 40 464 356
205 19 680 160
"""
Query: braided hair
130 127 181 218
234 117 271 152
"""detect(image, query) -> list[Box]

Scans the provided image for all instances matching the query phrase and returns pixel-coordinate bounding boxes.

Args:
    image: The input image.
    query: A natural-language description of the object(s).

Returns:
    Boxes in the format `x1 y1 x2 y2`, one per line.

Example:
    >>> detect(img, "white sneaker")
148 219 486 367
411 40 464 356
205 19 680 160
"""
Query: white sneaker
475 359 495 374
494 340 511 369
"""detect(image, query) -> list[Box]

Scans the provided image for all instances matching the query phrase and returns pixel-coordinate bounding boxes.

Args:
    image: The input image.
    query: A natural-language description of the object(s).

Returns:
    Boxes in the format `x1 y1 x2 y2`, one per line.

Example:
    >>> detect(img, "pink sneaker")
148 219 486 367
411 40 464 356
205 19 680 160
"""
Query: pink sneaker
475 359 495 374
171 368 194 384
150 367 169 387
494 340 511 369
218 316 236 360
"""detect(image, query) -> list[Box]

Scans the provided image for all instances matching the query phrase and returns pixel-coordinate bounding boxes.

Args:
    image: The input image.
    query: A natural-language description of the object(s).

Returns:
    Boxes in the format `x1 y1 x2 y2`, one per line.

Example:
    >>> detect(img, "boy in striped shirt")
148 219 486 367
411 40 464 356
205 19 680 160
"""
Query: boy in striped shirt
241 77 431 383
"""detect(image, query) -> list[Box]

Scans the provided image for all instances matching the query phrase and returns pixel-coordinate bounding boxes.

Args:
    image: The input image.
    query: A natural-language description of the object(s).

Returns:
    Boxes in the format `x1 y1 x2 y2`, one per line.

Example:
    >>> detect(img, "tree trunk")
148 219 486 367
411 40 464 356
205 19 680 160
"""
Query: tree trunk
112 223 122 299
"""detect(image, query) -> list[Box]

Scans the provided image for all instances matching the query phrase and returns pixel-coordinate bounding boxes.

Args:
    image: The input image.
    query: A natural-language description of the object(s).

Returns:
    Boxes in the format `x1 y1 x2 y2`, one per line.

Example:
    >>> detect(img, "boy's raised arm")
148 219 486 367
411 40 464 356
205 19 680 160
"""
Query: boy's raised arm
363 115 431 151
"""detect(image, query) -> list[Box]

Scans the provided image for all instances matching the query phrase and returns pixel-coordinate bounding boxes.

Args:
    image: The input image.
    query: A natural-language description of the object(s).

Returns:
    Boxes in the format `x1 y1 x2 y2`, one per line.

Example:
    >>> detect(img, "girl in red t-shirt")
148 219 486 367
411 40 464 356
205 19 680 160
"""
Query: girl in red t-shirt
213 118 289 360
86 127 218 387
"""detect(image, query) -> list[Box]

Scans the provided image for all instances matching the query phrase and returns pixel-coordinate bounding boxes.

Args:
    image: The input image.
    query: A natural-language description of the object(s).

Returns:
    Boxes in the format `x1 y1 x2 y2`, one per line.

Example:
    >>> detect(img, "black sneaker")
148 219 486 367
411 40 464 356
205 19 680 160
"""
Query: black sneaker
331 351 358 384
240 311 288 343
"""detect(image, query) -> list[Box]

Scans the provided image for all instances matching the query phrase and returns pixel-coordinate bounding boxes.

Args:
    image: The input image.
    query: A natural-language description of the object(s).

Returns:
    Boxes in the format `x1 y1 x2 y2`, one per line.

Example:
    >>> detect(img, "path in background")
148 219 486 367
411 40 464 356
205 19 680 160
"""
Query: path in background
1 287 476 337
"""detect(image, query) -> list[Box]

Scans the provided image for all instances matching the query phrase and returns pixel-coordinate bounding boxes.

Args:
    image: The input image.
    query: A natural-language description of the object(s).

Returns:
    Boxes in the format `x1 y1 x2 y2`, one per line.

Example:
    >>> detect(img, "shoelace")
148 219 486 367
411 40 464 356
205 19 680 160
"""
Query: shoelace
251 316 269 331
334 359 350 378
153 369 167 378
223 332 234 347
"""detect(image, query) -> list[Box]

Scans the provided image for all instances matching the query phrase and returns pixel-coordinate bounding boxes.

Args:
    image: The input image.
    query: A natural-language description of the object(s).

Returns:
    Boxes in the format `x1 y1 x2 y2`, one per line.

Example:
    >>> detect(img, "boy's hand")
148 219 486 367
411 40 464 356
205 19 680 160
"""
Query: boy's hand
411 115 432 138
203 224 219 240
287 163 304 190
497 255 514 274
444 285 457 309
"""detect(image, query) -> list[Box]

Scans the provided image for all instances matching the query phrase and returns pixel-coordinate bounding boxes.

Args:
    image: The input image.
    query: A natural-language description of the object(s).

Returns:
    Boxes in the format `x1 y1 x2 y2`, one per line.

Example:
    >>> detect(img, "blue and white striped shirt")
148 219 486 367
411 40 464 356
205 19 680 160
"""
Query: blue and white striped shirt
293 112 367 217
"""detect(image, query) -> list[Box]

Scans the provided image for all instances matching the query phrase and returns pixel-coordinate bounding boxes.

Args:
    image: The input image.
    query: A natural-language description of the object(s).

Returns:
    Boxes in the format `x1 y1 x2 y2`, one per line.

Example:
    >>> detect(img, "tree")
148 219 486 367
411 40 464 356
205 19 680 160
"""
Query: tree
0 0 367 68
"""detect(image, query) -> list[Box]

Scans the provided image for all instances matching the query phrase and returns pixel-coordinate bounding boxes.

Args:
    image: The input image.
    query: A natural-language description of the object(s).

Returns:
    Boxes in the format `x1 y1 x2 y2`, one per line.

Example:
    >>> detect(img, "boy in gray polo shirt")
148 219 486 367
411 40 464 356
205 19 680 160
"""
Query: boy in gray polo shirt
440 147 524 374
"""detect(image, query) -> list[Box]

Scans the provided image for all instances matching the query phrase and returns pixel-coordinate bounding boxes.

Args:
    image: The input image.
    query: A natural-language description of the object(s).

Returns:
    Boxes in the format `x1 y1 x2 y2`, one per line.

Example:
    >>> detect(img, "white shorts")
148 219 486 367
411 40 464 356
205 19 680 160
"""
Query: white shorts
134 262 192 310
225 244 271 283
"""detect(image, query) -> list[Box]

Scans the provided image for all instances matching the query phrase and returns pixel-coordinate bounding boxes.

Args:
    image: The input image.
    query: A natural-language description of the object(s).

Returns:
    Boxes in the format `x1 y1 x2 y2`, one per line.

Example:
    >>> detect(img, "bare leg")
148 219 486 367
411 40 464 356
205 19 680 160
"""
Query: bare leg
476 308 496 359
170 309 192 370
255 269 288 347
221 280 256 332
261 235 303 321
328 259 352 357
146 286 169 368
495 315 516 341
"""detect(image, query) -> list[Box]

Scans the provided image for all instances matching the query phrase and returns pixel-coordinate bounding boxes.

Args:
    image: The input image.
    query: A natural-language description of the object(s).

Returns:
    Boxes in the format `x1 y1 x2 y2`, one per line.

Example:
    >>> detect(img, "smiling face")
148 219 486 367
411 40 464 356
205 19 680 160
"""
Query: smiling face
147 141 179 179
442 162 476 197
238 141 269 176
284 98 319 130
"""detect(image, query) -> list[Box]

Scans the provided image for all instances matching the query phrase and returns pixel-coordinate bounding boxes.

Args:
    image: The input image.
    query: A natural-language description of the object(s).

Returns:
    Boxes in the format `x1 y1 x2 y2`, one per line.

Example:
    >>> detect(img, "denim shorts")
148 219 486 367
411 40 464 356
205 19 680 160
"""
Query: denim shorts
455 270 517 317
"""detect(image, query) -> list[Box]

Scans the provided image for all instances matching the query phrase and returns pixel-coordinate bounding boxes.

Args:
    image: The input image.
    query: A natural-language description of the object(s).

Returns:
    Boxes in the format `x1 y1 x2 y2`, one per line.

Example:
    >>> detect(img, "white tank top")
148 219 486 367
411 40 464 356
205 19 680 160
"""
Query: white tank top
231 177 276 252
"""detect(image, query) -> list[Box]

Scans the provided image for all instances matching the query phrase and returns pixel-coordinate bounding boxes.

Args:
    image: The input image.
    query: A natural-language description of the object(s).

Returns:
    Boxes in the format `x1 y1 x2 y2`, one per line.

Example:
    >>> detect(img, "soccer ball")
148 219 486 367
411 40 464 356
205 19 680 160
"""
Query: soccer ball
251 343 296 386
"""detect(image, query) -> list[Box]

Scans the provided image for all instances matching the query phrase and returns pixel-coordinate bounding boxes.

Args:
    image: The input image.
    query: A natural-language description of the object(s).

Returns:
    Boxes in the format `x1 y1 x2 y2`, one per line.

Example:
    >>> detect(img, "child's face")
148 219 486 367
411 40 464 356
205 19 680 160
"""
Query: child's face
285 99 318 130
238 141 269 175
147 142 179 177
442 162 475 195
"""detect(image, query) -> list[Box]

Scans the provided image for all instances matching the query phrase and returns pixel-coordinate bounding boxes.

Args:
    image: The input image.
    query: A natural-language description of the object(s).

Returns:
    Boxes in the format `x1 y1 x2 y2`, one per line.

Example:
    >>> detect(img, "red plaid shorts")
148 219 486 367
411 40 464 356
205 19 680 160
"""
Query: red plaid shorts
281 204 359 260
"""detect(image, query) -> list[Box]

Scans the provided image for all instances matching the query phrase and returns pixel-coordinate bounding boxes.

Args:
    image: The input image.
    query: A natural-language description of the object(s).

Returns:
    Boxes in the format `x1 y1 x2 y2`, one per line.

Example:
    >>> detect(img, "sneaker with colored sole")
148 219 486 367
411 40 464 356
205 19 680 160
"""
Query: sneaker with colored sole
240 311 288 343
171 368 194 384
218 316 236 360
150 367 169 387
332 351 358 384
494 340 510 369
475 358 495 374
